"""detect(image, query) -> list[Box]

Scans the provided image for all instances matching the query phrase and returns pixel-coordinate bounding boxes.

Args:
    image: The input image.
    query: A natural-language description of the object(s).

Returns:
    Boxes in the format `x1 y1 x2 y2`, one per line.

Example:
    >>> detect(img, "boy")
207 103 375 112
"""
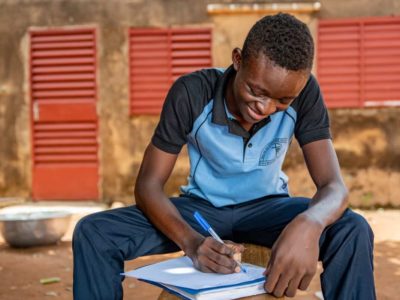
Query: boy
73 13 375 299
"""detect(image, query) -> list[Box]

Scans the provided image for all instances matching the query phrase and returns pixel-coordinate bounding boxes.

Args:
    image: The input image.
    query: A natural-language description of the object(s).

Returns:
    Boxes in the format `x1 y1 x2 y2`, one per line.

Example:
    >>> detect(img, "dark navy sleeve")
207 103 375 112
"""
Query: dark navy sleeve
151 69 220 154
292 74 332 147
151 78 193 154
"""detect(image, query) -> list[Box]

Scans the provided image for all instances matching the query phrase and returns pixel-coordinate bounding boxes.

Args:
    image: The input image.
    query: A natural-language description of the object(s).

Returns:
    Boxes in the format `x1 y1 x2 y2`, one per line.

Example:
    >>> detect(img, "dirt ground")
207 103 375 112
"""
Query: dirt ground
0 209 399 300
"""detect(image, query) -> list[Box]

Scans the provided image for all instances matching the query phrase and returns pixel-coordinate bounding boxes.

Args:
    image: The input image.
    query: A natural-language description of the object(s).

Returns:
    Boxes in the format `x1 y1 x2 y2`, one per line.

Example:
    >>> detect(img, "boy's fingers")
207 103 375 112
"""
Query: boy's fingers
273 273 292 298
264 266 281 293
264 252 274 276
205 249 236 270
285 274 302 297
208 238 235 256
204 256 236 274
299 274 313 291
225 241 245 253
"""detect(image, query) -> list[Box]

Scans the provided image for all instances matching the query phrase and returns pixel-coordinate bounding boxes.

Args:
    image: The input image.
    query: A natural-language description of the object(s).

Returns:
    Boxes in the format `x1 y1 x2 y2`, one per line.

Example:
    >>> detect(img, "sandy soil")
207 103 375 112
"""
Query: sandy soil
0 209 399 300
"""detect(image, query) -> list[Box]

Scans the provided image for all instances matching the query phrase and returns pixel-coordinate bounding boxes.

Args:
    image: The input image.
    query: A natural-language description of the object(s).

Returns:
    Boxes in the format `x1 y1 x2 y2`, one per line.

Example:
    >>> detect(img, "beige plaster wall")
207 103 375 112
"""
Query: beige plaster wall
318 0 400 18
284 108 400 207
0 0 211 202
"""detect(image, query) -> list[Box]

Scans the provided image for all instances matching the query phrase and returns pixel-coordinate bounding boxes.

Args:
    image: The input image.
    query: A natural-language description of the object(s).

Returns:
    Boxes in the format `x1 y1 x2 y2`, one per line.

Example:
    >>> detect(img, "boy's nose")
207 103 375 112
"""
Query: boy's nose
255 100 277 116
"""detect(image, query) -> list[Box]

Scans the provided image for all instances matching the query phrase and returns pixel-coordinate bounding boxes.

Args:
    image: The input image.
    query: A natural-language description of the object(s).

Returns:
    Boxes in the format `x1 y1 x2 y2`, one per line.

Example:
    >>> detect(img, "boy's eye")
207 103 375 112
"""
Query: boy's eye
249 88 262 98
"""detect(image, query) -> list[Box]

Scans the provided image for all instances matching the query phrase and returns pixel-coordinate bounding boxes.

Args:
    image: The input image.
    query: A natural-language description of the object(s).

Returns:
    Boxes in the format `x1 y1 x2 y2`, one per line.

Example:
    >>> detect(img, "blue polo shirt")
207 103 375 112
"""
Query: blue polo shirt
152 66 331 207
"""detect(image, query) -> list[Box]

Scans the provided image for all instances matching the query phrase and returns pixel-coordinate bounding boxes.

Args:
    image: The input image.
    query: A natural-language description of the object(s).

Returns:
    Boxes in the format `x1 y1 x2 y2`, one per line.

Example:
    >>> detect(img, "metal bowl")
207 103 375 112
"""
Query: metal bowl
0 211 72 247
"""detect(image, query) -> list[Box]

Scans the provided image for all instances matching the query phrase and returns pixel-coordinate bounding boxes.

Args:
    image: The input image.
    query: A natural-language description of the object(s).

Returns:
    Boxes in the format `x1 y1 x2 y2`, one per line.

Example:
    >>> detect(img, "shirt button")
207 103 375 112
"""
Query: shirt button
248 143 253 148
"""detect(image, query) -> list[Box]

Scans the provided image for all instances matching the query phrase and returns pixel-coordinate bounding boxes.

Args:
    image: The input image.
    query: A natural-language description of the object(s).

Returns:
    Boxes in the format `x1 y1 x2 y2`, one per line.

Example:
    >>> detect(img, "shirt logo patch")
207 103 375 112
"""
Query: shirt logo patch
259 138 288 166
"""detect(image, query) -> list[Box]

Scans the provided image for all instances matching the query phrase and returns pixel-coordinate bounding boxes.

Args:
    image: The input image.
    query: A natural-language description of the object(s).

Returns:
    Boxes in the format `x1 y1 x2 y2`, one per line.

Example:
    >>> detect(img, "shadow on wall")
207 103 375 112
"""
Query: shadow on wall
281 108 400 208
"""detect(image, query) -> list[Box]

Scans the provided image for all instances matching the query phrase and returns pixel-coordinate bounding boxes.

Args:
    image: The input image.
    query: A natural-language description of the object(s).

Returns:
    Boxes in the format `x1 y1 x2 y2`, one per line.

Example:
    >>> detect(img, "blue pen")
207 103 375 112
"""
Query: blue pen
193 211 247 273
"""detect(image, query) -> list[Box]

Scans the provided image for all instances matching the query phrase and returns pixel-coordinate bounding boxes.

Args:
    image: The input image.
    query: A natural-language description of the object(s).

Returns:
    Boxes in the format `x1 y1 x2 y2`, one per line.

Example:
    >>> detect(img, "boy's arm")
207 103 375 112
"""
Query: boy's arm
299 138 349 227
265 139 348 297
134 143 242 274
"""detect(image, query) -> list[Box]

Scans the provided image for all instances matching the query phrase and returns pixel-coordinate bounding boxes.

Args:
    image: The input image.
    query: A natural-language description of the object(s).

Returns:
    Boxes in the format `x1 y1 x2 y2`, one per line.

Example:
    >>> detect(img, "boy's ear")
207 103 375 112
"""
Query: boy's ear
232 48 242 71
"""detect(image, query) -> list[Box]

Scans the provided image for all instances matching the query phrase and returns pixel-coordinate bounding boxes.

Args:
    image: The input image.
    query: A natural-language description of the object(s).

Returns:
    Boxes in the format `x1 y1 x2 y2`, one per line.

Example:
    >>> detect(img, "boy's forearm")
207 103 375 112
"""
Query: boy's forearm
301 180 349 230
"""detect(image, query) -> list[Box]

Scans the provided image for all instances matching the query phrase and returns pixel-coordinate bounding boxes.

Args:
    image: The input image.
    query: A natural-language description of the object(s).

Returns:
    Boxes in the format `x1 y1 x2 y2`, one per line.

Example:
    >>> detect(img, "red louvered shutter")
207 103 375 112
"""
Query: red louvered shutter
318 16 400 108
30 28 99 200
170 29 212 81
129 28 212 115
318 21 362 107
129 29 171 115
363 19 400 106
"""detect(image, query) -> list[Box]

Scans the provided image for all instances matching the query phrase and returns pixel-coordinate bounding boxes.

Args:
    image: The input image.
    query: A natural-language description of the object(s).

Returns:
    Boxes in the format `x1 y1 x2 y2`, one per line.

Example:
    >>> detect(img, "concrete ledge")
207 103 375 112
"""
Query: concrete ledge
207 2 321 15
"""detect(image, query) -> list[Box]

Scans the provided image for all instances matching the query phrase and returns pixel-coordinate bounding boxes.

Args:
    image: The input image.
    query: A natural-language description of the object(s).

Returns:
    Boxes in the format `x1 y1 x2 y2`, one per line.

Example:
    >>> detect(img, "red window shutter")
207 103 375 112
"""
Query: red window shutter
318 21 362 108
170 29 212 81
129 28 212 115
363 19 400 106
30 28 99 200
318 16 400 108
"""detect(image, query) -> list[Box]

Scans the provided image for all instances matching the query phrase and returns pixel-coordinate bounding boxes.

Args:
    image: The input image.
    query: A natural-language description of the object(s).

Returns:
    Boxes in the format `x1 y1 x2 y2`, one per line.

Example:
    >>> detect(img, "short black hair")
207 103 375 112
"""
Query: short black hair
242 13 314 71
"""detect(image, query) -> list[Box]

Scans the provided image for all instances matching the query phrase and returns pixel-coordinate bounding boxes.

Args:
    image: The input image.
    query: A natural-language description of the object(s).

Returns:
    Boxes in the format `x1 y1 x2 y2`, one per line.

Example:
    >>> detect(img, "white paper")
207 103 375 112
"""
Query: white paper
122 256 265 289
161 282 266 300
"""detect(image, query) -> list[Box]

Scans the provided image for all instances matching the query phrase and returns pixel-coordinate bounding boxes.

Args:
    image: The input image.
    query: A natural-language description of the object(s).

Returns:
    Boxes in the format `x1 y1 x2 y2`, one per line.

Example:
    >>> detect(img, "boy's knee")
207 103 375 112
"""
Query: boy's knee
344 210 374 242
73 213 98 243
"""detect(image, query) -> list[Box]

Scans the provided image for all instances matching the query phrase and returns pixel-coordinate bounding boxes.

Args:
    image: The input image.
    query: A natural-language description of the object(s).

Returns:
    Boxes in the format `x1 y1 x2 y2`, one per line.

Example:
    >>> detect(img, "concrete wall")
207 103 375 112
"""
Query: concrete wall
0 0 399 207
318 0 400 18
0 0 211 203
284 108 400 208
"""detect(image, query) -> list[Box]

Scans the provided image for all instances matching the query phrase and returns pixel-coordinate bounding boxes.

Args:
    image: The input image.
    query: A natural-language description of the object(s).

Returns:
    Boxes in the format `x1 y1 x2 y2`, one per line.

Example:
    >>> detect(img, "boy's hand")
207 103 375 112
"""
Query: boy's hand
188 237 244 274
264 214 323 298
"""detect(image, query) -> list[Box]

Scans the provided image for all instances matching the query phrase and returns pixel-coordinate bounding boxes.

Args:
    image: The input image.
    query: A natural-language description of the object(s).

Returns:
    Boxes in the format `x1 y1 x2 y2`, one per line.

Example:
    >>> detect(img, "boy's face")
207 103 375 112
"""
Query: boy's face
228 48 309 128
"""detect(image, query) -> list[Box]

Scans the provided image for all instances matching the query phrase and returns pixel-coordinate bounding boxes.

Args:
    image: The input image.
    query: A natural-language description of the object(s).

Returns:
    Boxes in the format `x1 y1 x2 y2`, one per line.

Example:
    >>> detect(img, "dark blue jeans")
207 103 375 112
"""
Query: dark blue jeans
73 195 376 300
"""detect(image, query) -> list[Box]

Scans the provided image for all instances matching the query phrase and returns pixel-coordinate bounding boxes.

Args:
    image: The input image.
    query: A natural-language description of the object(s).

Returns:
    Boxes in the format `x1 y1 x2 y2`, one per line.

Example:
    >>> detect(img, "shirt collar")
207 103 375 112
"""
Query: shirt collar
212 65 233 126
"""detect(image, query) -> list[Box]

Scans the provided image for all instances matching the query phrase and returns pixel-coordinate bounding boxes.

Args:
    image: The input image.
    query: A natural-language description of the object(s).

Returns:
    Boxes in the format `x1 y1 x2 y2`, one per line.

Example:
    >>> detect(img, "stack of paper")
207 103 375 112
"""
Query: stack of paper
122 256 267 300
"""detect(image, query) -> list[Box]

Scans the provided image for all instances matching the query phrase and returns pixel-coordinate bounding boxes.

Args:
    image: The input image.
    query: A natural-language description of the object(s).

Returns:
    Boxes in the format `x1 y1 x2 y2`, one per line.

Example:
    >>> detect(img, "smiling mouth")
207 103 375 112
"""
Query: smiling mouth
247 105 266 121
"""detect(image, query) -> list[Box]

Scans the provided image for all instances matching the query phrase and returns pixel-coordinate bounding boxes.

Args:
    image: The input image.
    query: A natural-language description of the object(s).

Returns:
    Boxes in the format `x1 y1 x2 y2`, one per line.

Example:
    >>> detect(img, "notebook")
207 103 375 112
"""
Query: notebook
122 256 267 300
